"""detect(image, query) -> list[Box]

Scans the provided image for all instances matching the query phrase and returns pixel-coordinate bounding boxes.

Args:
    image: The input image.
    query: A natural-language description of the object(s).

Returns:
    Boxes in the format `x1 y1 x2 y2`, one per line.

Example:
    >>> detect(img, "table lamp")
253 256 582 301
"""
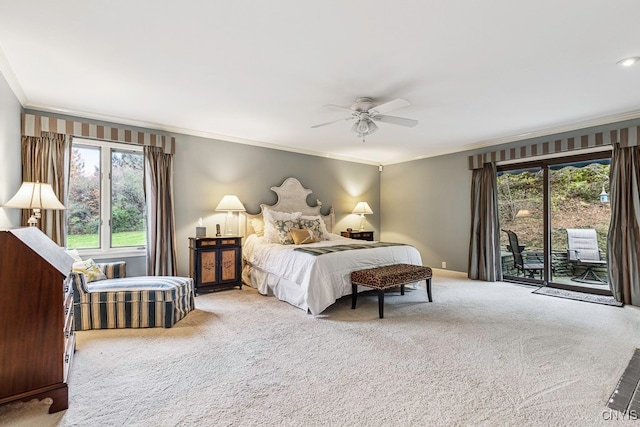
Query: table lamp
215 195 246 236
3 181 66 226
352 201 373 231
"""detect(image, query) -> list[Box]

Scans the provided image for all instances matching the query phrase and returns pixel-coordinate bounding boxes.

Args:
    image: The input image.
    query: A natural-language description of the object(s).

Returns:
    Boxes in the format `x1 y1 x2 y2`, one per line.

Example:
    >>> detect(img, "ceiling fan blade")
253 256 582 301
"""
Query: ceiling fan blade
311 116 354 128
324 104 354 113
369 98 410 115
371 114 418 127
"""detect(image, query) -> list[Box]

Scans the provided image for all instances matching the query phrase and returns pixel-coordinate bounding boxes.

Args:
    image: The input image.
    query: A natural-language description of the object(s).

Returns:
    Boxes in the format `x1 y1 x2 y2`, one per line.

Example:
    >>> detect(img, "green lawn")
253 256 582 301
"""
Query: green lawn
67 231 145 249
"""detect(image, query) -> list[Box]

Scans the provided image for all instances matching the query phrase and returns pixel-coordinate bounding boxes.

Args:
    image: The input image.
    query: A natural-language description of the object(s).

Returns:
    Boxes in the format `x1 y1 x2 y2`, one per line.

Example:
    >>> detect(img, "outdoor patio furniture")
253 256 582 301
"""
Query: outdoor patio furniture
566 228 608 284
503 229 544 279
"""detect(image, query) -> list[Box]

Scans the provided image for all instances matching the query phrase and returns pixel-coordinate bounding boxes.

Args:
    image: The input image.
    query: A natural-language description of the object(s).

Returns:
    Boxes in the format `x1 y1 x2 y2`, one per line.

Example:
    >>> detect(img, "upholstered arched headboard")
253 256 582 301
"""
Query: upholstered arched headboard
246 177 335 235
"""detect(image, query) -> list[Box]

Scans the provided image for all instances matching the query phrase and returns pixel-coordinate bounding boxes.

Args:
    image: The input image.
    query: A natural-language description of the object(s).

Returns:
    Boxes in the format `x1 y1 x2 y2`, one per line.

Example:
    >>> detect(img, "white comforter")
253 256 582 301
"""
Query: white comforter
243 234 422 315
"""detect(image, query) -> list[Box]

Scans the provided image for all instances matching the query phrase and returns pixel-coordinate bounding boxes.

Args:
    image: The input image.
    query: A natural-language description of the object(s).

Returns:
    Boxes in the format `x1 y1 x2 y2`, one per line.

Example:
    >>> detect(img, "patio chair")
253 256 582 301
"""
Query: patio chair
566 228 607 283
502 229 544 279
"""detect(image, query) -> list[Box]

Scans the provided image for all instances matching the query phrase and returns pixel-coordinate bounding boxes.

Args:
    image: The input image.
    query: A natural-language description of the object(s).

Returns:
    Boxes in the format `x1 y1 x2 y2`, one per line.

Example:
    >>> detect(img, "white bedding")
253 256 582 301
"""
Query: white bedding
243 233 423 314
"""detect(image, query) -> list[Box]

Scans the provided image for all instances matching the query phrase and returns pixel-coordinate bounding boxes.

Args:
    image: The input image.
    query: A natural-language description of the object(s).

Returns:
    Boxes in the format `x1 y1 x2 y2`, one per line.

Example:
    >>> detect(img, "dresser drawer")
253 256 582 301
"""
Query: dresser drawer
63 332 75 382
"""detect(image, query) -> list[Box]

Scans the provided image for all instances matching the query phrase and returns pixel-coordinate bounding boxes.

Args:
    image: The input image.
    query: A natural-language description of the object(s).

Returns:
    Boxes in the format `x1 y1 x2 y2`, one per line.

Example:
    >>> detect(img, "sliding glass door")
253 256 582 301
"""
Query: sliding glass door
497 151 612 294
497 166 544 283
549 158 611 292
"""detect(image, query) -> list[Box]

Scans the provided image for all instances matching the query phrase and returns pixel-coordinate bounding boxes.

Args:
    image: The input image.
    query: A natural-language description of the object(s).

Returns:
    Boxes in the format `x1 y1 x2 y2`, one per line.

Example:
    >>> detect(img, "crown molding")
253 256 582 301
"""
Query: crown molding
0 44 27 105
22 102 640 168
24 103 380 166
385 109 640 166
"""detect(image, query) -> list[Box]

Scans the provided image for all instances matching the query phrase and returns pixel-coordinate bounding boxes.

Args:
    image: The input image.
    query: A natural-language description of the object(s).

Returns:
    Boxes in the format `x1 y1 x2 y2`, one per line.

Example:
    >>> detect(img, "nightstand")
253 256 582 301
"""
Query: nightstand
341 231 374 241
188 236 242 294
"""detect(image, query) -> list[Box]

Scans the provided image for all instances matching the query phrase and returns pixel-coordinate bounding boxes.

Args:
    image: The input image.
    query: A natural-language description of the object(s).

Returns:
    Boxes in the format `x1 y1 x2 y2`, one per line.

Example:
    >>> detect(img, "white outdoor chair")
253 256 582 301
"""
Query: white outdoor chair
566 228 607 283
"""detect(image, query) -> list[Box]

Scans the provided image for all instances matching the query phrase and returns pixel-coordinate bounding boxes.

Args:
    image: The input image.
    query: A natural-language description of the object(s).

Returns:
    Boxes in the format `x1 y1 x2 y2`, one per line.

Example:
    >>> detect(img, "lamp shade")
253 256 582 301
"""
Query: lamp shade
215 195 246 212
4 182 65 210
352 202 373 215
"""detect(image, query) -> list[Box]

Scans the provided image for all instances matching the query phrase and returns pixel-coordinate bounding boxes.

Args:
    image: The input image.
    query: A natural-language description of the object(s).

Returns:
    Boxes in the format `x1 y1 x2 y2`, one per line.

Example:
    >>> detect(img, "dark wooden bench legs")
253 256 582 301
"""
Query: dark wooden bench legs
351 279 432 319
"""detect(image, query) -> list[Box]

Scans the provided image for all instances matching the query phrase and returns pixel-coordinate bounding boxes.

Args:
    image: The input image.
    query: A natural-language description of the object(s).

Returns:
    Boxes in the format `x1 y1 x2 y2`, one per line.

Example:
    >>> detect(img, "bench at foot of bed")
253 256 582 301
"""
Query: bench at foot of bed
71 261 195 330
350 264 432 318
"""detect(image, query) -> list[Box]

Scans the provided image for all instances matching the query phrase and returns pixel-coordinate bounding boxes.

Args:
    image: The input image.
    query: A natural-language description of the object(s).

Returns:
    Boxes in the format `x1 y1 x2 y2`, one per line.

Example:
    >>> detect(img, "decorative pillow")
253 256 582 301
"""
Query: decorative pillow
299 215 330 241
72 258 107 282
65 249 83 262
250 217 265 237
290 228 320 245
262 208 302 243
272 218 300 244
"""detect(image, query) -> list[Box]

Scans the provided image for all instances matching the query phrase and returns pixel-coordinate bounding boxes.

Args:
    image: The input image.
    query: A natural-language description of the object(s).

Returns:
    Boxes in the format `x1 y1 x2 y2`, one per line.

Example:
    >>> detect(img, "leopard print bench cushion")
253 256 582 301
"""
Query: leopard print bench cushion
351 264 432 289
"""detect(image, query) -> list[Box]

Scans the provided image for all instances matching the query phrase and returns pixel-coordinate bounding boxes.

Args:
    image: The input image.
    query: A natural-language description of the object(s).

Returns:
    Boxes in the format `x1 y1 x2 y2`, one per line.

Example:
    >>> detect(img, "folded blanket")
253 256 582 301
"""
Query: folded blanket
294 242 406 256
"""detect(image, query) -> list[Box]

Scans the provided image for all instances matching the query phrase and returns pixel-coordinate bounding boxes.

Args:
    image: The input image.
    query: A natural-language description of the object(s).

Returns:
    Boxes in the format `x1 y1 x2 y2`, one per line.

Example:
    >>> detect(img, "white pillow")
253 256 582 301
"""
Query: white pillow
299 215 330 241
249 217 265 237
65 249 83 262
262 208 302 243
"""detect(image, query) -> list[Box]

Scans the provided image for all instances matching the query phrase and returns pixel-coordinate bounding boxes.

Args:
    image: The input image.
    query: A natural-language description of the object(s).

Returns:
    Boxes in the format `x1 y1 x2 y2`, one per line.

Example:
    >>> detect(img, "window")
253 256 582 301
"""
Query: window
66 138 146 255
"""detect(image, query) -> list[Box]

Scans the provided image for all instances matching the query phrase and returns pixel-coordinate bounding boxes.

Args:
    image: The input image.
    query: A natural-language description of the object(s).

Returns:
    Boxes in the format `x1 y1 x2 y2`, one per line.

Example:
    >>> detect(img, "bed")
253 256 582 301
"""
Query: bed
242 177 423 315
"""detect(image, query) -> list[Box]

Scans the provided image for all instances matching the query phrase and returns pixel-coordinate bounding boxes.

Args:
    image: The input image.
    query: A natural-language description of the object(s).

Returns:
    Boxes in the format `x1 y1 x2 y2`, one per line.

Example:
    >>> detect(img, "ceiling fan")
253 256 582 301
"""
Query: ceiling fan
311 97 418 141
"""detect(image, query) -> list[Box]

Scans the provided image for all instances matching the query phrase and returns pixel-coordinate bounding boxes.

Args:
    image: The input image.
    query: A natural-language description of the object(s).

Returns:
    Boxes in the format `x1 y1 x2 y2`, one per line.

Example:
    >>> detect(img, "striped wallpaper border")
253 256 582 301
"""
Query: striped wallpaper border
468 126 639 169
22 113 176 154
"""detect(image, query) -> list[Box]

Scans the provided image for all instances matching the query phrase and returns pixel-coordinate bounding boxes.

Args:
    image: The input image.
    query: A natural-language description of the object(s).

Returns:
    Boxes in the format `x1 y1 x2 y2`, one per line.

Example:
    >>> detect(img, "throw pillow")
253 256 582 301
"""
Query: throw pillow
72 258 107 283
299 215 330 240
290 228 319 245
262 208 302 243
272 218 300 244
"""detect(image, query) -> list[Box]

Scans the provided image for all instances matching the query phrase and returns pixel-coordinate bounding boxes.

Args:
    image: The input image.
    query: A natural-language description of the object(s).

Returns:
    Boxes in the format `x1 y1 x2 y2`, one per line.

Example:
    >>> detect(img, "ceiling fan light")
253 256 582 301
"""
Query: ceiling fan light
367 120 379 134
617 57 640 67
357 120 369 134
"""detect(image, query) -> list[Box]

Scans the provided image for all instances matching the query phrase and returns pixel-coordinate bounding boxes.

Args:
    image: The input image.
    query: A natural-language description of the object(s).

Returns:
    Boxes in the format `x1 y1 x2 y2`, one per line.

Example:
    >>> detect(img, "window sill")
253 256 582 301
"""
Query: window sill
77 247 147 260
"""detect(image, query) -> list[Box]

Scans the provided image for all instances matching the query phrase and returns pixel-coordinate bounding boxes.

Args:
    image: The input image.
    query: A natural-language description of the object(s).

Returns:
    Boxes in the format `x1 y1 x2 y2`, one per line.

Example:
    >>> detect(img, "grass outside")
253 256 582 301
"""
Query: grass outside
67 231 145 249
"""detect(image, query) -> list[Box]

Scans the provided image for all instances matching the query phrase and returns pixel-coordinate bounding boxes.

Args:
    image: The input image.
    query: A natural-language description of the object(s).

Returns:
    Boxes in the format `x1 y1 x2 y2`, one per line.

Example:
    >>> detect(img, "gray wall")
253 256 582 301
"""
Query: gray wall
381 116 640 274
174 135 380 276
17 94 640 278
20 109 380 276
381 153 472 273
0 71 22 229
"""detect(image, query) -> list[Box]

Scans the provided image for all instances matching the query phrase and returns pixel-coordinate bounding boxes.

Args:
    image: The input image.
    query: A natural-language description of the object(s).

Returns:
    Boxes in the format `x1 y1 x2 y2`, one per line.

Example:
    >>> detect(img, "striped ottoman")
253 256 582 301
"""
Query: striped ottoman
350 264 432 318
71 262 195 330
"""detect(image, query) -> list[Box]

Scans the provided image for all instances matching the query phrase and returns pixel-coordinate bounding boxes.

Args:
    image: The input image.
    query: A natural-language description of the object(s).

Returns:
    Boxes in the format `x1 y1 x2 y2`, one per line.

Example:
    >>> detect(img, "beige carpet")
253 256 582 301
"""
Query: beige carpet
2 271 640 426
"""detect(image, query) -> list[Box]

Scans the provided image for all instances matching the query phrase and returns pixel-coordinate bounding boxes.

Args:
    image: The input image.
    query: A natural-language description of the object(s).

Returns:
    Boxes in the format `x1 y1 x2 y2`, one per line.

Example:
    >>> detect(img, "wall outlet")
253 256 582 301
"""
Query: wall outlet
441 261 447 269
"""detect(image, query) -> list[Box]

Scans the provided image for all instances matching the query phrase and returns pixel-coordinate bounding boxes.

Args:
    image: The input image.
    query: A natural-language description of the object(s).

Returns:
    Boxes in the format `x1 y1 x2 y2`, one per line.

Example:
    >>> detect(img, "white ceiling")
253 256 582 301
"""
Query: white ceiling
1 1 639 165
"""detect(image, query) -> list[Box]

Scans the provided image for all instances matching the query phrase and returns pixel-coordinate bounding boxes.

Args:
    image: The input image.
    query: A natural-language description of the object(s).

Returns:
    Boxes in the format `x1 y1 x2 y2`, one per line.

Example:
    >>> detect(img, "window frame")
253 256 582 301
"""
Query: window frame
68 137 146 259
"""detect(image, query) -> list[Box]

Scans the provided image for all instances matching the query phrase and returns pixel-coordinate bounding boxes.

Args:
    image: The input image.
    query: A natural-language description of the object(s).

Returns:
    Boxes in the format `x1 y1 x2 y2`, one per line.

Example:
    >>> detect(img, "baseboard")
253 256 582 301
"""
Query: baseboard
431 268 467 278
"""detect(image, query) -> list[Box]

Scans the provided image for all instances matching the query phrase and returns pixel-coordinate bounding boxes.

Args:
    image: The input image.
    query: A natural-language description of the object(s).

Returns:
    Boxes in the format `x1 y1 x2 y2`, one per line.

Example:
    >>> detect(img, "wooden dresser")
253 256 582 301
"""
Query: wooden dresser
0 227 75 413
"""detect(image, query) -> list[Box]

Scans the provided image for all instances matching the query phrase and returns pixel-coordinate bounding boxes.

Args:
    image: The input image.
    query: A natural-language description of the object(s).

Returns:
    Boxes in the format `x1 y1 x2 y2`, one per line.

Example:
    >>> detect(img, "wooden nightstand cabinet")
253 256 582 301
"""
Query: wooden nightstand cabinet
341 230 374 241
189 237 242 294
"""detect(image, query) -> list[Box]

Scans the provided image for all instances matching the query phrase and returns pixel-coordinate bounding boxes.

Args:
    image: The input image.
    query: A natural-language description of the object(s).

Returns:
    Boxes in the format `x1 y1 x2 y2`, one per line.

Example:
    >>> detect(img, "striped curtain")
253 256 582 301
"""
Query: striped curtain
21 132 70 245
144 146 178 276
468 162 503 281
607 144 640 305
